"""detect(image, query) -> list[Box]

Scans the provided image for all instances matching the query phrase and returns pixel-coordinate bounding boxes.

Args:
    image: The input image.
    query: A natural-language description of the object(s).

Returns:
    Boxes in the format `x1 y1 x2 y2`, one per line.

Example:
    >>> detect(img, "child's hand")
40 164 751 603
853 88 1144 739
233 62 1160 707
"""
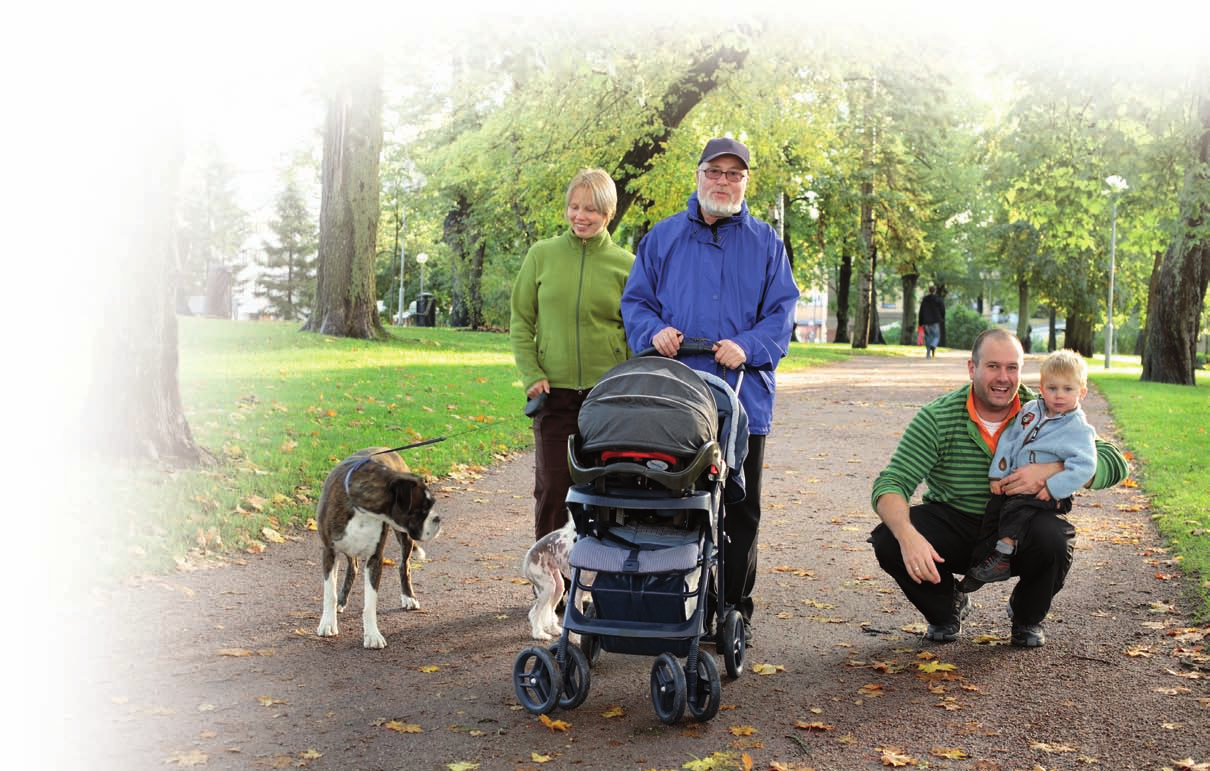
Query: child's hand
989 479 1003 495
1035 486 1052 501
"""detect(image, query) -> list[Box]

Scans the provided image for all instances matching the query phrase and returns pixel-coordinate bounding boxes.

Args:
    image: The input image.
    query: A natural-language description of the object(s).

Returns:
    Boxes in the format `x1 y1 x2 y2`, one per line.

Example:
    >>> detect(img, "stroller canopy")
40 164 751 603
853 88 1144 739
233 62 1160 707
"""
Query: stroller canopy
579 357 715 458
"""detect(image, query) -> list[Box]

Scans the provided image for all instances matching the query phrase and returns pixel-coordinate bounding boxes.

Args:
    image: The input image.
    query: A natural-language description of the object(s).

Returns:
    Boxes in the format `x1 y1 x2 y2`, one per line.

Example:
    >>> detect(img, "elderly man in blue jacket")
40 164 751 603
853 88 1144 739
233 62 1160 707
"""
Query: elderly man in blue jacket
621 137 800 645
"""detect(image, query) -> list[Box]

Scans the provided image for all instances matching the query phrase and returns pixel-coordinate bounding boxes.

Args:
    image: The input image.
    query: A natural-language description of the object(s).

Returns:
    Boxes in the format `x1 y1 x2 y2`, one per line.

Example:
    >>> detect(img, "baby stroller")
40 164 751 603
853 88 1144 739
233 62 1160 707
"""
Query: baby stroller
512 343 749 724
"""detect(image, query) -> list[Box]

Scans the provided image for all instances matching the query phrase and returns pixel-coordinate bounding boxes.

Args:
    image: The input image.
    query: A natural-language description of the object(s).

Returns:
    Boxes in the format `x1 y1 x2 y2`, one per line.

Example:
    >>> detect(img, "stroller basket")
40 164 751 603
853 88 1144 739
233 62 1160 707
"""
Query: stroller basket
567 523 704 656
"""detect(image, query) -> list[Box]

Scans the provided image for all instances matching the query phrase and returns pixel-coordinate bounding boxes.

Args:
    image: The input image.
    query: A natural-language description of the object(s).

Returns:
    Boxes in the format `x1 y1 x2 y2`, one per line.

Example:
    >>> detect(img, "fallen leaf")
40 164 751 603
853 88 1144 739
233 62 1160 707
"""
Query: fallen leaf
530 751 552 763
256 696 286 707
217 648 254 657
1030 741 1076 753
164 749 208 766
752 663 785 675
929 747 969 759
918 661 956 673
600 705 625 718
730 725 758 736
383 720 422 733
877 746 917 766
793 720 834 731
538 714 569 732
419 665 440 673
446 763 480 771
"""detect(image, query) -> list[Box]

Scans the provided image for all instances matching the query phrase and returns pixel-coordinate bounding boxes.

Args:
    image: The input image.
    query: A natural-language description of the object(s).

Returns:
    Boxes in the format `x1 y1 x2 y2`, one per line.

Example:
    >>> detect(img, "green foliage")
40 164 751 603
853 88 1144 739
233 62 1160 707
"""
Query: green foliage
178 142 249 302
945 304 991 352
1091 372 1210 619
255 164 318 321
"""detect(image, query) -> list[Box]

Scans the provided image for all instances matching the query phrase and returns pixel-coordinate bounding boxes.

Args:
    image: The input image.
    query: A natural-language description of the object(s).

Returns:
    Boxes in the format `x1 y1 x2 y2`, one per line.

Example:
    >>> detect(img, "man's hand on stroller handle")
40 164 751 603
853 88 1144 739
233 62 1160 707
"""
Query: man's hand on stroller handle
712 339 747 370
652 327 684 357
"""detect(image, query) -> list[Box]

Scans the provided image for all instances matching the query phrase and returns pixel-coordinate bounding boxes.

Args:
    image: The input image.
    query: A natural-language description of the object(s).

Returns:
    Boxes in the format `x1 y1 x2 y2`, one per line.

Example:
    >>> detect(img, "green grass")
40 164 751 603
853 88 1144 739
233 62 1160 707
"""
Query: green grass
1089 368 1210 619
88 325 1207 621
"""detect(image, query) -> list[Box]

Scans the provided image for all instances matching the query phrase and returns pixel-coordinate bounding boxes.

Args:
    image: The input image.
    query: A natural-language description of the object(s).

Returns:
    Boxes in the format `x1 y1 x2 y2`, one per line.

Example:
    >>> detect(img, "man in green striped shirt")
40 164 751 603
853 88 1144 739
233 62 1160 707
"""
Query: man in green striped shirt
869 329 1128 647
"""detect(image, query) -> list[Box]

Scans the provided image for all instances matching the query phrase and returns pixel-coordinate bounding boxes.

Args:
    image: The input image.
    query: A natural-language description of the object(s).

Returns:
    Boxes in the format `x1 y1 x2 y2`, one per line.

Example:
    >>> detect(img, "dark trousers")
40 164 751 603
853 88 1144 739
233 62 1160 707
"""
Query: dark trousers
710 433 766 624
869 501 1075 626
531 388 589 540
971 494 1073 567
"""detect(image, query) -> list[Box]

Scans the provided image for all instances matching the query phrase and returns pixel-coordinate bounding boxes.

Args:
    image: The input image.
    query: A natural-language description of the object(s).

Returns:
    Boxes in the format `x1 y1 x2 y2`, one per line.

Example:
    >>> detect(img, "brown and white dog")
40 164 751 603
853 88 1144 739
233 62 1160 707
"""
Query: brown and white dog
315 447 440 649
523 519 591 641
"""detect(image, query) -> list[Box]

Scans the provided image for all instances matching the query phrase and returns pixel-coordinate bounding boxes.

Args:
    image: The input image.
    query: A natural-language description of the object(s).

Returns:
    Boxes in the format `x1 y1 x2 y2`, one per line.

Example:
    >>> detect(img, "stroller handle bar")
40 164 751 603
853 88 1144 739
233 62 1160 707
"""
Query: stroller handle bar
635 338 745 396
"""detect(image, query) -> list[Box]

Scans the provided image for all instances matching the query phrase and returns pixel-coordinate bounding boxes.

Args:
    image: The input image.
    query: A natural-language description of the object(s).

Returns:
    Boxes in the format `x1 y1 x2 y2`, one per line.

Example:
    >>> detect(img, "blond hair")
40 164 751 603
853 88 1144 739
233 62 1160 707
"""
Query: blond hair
1040 349 1087 387
565 168 617 224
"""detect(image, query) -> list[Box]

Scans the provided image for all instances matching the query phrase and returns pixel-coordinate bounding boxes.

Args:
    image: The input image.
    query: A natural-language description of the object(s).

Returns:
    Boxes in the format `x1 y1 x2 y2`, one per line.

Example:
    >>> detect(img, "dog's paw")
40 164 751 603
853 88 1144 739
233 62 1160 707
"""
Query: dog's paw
567 631 581 646
410 545 427 561
316 619 339 638
363 631 387 649
531 628 554 641
400 595 421 611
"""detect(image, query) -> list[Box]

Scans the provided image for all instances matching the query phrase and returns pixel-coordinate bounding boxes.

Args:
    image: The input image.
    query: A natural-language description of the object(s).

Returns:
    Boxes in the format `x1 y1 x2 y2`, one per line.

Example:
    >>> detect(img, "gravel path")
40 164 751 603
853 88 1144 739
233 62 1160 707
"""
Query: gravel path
64 350 1207 771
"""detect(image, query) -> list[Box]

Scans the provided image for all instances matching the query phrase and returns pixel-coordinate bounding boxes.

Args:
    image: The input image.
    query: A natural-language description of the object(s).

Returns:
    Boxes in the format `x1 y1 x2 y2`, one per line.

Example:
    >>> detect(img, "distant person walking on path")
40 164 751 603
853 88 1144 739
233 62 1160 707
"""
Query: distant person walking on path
918 286 945 359
961 349 1097 590
510 168 634 540
621 137 800 644
868 329 1128 647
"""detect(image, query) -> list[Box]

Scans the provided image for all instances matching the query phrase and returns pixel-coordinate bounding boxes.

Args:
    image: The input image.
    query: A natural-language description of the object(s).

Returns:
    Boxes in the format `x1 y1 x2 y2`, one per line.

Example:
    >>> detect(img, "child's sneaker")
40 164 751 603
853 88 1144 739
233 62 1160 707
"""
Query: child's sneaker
968 551 1012 583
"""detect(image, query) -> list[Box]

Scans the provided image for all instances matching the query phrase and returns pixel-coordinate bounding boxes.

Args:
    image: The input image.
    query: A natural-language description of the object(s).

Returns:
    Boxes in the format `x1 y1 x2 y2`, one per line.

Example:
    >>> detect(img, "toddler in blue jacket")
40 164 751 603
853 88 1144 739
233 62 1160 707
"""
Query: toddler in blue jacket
964 349 1098 586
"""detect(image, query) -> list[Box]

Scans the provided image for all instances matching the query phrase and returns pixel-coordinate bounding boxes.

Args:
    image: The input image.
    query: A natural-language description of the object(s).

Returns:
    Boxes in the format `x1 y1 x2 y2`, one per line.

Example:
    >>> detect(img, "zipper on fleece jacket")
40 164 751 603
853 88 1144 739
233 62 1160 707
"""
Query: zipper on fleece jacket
575 238 587 388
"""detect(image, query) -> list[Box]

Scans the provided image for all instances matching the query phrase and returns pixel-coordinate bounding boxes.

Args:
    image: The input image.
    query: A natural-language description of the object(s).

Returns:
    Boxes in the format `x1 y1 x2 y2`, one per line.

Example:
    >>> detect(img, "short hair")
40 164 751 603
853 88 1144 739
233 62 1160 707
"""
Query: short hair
1040 349 1088 387
971 328 1022 364
565 168 617 224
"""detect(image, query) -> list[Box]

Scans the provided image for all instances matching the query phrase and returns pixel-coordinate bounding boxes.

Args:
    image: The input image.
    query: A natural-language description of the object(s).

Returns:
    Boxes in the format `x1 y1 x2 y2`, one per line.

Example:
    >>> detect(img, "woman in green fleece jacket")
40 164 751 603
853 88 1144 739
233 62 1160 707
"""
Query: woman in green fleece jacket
510 168 634 540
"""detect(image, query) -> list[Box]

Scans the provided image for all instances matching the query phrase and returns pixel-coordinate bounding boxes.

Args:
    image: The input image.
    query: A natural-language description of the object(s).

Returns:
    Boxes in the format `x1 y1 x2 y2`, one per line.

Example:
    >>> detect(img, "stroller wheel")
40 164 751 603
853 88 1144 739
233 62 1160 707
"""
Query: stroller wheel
720 610 746 678
685 653 721 722
580 604 603 668
513 646 560 715
547 642 591 710
649 652 687 725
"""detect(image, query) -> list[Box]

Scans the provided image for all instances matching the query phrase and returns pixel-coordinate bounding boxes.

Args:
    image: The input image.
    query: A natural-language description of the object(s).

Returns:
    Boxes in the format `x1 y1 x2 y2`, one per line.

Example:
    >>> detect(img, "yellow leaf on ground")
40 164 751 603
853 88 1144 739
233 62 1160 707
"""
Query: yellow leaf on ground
917 661 956 673
256 696 286 707
300 749 322 759
752 663 785 675
419 665 440 673
877 746 917 766
383 720 422 733
929 747 969 759
531 751 552 763
601 705 625 718
793 720 834 731
164 749 208 766
1030 741 1076 753
305 518 318 531
729 724 757 736
538 714 570 732
261 527 285 544
216 648 254 657
446 763 480 771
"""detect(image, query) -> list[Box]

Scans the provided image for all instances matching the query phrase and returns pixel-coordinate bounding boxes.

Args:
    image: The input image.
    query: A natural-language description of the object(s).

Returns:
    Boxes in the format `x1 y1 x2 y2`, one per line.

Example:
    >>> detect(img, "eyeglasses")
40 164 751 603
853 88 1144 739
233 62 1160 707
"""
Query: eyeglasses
700 167 747 183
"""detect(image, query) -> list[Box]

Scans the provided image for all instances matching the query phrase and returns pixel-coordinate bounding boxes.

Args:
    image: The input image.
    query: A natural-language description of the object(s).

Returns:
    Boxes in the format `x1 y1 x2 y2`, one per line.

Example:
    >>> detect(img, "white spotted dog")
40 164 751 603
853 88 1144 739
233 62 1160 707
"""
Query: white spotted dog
523 519 593 642
315 447 440 649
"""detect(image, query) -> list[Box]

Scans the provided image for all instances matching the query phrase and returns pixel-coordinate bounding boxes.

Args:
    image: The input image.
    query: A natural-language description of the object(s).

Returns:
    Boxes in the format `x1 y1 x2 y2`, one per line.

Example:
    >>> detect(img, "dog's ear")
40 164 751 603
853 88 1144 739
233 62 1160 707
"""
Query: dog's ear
390 475 428 517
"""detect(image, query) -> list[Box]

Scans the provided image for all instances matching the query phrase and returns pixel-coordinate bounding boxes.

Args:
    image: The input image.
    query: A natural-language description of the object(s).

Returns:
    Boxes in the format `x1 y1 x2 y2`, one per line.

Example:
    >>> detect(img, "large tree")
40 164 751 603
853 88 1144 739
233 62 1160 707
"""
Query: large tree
86 114 203 464
1143 82 1210 385
303 51 386 339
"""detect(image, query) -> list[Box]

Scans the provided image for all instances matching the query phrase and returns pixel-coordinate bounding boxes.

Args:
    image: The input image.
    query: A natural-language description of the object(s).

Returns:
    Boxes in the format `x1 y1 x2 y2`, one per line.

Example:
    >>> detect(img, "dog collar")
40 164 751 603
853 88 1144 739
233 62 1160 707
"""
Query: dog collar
343 457 375 498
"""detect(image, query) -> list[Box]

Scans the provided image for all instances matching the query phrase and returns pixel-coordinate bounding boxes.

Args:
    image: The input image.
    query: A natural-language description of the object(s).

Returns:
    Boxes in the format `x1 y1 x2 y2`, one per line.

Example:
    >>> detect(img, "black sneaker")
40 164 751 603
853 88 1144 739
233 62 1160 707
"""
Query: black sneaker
1011 623 1046 647
924 591 971 643
968 551 1012 583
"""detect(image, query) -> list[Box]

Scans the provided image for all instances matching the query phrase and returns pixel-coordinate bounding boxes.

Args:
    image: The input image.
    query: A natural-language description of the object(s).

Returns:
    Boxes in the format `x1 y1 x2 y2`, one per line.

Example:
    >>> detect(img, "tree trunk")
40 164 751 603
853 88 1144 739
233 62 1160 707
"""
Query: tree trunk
303 52 385 340
1136 250 1163 358
1047 307 1058 352
899 273 919 345
1065 314 1094 358
86 115 203 465
851 182 875 349
834 251 853 344
1016 279 1032 353
1142 83 1210 385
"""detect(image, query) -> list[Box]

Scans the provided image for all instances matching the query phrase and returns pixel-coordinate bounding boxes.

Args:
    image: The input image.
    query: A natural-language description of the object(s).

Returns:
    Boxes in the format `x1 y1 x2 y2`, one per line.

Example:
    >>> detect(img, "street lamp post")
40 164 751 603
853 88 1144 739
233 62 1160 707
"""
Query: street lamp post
416 252 428 297
396 243 406 325
1104 175 1128 369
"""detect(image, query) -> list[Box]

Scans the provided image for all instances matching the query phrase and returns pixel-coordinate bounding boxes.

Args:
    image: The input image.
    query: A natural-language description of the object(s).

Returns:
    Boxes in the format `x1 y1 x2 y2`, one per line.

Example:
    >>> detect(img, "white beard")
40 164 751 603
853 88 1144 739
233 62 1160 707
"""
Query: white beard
699 196 741 220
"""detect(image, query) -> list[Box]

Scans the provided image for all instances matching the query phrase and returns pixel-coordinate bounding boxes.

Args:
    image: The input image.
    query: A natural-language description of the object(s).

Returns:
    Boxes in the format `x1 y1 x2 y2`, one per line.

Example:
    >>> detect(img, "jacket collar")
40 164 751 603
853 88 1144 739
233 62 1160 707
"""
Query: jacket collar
564 228 614 250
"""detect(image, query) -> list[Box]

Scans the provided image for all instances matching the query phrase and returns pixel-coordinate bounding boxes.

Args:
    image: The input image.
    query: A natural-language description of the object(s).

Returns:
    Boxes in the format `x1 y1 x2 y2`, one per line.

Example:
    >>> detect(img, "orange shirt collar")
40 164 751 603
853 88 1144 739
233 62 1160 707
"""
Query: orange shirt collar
966 386 1021 452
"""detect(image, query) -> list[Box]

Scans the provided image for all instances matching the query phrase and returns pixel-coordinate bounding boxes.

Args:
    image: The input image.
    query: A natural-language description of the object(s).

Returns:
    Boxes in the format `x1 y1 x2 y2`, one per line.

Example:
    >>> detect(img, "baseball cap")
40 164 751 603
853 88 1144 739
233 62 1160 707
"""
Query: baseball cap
699 137 750 169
